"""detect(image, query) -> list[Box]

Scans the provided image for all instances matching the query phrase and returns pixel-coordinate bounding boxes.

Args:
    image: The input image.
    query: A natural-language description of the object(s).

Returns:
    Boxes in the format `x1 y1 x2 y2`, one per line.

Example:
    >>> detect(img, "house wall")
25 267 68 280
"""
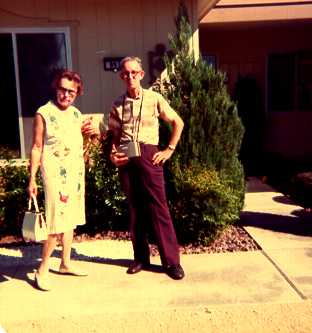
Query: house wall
199 22 312 159
0 0 199 156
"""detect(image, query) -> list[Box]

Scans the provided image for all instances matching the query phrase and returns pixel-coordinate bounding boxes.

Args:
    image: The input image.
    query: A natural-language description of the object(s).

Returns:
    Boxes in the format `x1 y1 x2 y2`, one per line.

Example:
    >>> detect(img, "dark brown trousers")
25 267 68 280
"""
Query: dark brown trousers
119 144 180 267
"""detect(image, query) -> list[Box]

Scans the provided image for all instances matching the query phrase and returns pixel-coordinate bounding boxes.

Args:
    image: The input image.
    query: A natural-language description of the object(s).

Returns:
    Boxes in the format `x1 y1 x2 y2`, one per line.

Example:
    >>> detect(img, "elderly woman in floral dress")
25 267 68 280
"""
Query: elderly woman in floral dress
28 69 95 291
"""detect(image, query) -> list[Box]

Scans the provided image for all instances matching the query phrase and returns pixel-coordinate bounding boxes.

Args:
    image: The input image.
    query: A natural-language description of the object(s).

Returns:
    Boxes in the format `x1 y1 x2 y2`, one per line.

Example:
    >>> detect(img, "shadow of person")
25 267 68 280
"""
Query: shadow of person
0 242 164 287
0 243 42 288
56 247 164 274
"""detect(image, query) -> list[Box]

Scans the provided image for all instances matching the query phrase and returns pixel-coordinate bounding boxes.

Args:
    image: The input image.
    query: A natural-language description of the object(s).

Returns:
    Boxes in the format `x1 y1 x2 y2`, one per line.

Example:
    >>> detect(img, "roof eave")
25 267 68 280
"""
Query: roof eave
198 0 221 21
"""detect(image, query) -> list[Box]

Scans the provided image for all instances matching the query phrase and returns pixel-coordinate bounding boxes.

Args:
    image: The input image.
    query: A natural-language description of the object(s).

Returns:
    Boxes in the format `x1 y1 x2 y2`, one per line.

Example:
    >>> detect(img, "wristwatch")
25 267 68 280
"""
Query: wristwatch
168 144 176 151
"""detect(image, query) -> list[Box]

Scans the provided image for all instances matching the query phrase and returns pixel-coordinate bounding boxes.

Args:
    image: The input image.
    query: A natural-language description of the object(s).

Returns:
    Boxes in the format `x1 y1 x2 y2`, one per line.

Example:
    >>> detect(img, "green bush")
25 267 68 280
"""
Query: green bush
157 2 245 245
288 172 312 209
0 146 20 159
82 137 127 235
0 137 128 238
0 3 245 247
0 134 244 245
167 165 243 245
0 160 43 236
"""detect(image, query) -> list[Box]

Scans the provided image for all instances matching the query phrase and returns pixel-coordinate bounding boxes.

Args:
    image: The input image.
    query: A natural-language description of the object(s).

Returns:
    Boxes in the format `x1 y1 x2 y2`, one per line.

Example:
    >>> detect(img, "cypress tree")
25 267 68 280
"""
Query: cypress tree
155 1 245 245
164 2 244 172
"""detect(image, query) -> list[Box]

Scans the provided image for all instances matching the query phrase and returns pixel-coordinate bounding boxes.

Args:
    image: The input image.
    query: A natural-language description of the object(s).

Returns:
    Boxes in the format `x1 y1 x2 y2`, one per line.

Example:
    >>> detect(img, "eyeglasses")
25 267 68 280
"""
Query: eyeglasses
120 70 141 79
57 86 77 97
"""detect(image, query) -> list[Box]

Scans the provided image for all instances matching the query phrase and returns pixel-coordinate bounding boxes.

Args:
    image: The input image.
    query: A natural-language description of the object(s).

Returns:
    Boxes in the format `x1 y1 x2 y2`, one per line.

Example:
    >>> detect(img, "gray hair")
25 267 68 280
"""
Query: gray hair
119 56 143 71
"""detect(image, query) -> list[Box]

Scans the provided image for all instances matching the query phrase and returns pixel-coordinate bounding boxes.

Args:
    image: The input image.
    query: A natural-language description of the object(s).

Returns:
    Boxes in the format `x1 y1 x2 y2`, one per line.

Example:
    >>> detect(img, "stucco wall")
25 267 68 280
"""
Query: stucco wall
0 0 198 156
199 22 312 159
0 0 190 112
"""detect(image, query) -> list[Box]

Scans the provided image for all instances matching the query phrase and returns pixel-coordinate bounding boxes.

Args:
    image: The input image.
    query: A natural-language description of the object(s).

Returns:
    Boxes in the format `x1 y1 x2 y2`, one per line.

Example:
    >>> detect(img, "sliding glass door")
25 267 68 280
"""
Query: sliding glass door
0 34 19 158
0 29 71 158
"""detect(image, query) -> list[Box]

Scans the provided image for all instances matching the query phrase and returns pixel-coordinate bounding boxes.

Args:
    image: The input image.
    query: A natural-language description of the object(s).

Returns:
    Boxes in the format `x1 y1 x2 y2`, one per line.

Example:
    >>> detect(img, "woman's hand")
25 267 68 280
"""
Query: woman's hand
81 117 100 137
28 179 38 198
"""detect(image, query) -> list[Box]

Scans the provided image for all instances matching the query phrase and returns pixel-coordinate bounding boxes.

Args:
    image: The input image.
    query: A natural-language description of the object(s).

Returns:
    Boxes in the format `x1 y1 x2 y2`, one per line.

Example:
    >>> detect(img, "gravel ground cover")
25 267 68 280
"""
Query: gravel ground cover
0 225 261 253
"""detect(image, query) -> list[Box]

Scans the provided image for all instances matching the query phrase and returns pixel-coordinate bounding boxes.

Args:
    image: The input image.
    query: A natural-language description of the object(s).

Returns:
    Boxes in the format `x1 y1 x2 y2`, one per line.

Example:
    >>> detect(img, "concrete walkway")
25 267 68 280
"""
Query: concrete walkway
1 177 312 332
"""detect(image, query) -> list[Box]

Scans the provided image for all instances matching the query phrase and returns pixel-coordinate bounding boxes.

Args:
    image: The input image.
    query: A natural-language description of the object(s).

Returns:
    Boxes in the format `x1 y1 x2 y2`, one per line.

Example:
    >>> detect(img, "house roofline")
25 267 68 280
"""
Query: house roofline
198 0 221 21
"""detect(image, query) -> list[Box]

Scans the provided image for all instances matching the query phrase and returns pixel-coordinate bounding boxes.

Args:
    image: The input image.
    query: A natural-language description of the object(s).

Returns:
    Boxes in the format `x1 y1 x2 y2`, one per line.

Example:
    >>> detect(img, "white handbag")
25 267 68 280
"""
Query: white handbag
22 195 48 242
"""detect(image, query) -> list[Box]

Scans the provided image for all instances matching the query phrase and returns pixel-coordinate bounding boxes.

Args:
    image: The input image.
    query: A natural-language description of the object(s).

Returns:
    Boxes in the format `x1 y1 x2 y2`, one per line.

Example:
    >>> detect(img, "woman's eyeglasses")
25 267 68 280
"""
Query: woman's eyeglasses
120 70 141 79
57 86 77 97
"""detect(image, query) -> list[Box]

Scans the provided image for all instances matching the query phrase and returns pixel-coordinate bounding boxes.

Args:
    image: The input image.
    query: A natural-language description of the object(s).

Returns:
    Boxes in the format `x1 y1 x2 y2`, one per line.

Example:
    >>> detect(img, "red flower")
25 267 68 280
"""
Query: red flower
59 192 69 203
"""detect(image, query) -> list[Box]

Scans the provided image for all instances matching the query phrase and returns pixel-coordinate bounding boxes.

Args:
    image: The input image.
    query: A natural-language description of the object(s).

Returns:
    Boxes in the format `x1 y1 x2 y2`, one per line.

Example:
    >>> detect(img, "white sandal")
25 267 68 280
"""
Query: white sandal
59 266 88 276
34 271 51 291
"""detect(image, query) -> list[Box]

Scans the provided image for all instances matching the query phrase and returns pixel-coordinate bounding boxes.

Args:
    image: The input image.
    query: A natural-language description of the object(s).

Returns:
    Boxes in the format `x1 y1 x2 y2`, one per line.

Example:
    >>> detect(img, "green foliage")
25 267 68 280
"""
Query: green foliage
289 172 312 209
0 160 43 236
0 146 20 159
163 14 244 171
0 138 127 237
170 166 243 245
156 1 245 245
0 3 245 246
82 137 127 235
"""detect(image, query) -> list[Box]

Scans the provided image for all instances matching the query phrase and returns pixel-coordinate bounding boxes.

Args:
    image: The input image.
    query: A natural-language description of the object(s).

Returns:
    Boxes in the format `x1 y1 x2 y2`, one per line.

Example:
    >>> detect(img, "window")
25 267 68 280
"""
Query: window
202 54 217 69
298 52 312 111
267 51 312 112
0 29 71 158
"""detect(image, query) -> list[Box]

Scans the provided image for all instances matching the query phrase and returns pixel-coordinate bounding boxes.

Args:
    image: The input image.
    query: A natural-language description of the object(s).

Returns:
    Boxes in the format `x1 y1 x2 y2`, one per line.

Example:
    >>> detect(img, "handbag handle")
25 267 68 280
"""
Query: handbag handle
28 194 40 213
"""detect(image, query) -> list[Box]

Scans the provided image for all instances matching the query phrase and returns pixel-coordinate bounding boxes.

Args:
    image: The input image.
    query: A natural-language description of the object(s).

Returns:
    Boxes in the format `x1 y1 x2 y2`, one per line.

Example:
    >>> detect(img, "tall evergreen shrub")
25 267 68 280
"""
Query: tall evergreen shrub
156 2 245 245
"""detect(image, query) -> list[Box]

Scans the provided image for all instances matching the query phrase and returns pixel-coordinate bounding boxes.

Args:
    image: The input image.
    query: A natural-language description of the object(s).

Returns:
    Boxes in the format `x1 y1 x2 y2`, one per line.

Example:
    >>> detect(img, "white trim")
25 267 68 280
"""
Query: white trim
0 27 72 159
12 33 25 158
64 29 73 69
0 27 70 33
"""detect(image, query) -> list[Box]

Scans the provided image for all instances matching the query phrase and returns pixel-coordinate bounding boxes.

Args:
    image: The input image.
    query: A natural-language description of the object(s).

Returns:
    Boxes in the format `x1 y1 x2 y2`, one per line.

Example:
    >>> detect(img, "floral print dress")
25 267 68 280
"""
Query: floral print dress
37 101 85 234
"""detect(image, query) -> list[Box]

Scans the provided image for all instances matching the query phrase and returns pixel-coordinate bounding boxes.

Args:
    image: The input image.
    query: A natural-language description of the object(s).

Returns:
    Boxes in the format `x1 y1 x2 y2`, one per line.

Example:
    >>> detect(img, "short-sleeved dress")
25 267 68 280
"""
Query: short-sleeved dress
37 101 86 234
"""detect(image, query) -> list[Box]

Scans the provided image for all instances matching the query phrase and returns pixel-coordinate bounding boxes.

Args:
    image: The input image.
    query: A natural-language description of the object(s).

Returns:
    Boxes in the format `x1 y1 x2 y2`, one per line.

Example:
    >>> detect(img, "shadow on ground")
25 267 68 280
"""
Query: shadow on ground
272 195 296 205
240 209 312 237
0 244 163 288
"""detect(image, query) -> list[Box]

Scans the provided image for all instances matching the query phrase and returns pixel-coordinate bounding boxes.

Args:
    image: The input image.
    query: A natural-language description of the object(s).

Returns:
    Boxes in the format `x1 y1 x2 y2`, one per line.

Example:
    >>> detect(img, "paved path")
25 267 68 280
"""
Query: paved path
242 177 312 300
1 177 312 332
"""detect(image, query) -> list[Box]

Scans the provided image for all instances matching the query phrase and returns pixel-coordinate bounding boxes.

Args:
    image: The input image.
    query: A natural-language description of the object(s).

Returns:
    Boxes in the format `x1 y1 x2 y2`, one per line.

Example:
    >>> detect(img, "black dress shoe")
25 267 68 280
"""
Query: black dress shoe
165 264 185 280
126 261 149 274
